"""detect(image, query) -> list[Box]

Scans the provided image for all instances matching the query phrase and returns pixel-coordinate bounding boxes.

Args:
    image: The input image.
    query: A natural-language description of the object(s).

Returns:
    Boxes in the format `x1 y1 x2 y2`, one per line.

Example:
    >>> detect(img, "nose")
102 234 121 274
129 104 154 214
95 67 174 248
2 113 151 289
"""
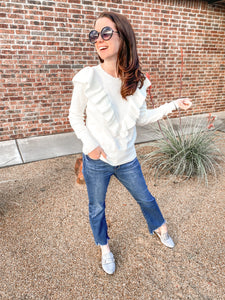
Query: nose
96 34 104 43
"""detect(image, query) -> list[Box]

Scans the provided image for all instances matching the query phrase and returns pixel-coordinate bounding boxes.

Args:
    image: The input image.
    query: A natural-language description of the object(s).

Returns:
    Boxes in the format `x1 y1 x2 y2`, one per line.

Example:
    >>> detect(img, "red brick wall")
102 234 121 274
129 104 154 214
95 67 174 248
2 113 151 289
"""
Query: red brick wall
1 0 225 141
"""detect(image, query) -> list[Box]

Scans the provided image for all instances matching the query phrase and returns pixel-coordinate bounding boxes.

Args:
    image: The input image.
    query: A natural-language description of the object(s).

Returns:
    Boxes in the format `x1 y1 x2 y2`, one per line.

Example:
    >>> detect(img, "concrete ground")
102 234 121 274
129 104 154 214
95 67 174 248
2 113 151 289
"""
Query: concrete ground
1 111 225 169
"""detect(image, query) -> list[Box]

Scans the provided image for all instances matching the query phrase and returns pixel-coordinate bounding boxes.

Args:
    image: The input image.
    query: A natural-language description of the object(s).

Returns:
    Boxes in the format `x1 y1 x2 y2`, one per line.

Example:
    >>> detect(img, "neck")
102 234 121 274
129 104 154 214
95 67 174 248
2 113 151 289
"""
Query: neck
101 61 118 78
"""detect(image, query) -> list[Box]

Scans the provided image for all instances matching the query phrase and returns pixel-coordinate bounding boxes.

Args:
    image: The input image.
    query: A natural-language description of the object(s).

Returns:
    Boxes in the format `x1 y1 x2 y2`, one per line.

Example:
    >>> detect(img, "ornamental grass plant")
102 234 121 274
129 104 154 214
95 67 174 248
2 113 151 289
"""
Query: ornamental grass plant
141 116 224 185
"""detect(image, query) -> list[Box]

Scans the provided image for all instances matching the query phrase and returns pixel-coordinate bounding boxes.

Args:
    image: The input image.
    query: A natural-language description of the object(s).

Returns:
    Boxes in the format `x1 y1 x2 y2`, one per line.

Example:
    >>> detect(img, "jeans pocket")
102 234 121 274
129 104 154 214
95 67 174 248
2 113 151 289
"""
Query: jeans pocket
85 154 100 162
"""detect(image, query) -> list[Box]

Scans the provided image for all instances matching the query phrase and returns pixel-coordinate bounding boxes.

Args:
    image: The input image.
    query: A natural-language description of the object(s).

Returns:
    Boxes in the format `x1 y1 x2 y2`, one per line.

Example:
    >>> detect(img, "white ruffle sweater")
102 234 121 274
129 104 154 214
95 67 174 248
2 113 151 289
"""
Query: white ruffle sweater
69 64 177 166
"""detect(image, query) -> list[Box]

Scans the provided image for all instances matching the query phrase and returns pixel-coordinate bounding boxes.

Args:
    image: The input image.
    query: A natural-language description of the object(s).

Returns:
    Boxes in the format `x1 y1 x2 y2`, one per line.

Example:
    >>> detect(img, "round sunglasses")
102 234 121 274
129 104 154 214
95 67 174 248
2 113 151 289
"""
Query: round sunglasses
89 26 119 44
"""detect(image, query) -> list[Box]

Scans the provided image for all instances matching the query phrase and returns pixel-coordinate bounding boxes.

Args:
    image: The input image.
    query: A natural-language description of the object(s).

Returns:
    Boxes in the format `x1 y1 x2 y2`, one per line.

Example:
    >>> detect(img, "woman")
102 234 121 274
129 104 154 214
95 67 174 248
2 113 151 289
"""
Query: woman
69 11 192 275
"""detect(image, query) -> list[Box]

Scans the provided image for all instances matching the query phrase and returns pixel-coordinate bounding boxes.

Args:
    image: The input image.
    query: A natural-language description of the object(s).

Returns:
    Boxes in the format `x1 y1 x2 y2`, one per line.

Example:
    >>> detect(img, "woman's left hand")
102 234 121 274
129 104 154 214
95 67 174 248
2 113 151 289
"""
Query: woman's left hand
175 98 192 110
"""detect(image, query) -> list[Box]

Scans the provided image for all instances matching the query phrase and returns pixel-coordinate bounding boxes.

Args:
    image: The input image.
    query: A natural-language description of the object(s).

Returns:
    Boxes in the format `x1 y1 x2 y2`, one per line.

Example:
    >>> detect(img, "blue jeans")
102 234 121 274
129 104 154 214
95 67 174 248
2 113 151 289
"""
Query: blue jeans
82 154 165 245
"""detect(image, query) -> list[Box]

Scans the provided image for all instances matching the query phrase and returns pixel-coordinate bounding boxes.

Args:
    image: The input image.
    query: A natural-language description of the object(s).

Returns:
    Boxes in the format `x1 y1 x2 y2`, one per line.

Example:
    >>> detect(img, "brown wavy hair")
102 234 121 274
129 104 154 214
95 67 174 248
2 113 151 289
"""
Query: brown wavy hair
95 11 145 99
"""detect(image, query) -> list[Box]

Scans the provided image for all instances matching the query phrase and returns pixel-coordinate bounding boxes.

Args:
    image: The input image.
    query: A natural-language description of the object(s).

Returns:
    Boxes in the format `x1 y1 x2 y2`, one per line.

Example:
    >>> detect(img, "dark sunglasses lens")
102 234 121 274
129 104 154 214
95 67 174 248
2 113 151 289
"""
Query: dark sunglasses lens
89 30 99 43
101 27 113 41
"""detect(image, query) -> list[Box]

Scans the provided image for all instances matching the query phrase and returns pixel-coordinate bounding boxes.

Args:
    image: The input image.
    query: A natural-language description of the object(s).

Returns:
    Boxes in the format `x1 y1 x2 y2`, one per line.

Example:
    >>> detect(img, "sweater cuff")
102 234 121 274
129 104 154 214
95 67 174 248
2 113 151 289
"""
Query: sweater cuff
82 138 99 155
172 100 179 110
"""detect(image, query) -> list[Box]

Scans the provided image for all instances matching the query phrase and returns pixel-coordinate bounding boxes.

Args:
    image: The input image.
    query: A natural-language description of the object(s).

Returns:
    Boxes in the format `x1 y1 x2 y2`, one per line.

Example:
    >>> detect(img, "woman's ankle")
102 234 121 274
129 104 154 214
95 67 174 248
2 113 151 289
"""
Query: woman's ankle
156 223 168 234
100 243 110 255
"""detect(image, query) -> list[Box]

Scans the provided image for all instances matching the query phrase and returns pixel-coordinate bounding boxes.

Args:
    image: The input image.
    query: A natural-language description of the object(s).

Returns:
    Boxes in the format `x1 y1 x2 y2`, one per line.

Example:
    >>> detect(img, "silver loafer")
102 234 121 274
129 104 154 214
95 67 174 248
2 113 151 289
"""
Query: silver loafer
102 252 115 274
155 231 175 248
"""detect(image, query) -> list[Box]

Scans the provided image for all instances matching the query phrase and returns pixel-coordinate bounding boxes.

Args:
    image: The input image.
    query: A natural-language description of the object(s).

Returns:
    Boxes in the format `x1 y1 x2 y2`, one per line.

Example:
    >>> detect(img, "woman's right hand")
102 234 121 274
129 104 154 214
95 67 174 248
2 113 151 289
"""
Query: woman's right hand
88 146 107 160
175 98 192 110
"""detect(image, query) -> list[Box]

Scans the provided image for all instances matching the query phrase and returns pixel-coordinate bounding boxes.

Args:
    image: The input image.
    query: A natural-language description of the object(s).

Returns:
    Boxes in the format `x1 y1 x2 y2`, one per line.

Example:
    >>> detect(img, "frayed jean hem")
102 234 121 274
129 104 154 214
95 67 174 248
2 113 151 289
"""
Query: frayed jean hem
95 238 110 246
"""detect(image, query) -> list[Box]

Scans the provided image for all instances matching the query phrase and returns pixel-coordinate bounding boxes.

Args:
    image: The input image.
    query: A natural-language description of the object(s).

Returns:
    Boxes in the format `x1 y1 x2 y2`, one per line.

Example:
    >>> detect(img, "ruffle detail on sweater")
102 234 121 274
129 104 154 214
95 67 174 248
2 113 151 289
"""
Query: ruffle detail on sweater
120 78 151 138
72 66 151 142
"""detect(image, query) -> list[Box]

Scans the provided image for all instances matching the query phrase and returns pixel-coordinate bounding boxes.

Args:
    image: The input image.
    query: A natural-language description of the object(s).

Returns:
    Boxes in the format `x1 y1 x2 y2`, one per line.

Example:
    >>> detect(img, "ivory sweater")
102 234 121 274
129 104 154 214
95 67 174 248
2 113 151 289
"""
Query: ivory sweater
69 65 177 166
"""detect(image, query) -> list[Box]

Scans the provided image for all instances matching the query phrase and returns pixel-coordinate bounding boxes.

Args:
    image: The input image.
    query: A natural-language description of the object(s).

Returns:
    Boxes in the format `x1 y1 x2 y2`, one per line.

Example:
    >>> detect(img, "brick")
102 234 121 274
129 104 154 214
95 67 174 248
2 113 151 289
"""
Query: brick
0 0 224 141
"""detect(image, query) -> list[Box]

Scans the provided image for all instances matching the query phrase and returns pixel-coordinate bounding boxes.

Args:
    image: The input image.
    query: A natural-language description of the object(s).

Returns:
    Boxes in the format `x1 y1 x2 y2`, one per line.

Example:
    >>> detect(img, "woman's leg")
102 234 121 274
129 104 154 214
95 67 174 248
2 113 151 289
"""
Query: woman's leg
82 154 113 245
82 155 116 274
114 157 165 234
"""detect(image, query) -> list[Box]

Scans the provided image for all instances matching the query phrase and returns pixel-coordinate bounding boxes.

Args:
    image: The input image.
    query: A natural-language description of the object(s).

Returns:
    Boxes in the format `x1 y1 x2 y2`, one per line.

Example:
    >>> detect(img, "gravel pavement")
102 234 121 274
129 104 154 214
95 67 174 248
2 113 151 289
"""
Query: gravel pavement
1 132 225 300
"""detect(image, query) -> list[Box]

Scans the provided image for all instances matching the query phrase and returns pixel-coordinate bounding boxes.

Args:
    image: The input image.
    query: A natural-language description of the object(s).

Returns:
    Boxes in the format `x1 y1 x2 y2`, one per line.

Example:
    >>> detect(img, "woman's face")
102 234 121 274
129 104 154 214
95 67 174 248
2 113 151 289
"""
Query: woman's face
94 17 121 63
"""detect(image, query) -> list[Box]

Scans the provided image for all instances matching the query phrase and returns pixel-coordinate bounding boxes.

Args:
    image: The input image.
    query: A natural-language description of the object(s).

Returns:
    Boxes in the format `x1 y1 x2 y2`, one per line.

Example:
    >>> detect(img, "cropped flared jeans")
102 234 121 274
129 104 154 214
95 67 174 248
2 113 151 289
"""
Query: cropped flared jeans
82 154 165 246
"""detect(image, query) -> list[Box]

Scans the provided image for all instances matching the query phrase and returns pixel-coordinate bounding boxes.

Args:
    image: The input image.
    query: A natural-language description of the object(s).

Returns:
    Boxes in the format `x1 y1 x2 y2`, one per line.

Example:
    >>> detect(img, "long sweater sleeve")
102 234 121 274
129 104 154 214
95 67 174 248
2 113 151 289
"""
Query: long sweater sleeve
136 101 177 126
69 82 99 154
